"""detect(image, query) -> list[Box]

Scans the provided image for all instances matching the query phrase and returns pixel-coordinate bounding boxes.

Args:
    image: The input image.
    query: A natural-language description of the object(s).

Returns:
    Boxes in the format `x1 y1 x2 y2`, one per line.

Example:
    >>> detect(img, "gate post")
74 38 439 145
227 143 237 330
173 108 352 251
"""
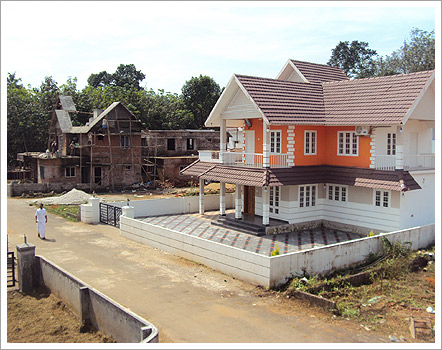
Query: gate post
16 243 36 293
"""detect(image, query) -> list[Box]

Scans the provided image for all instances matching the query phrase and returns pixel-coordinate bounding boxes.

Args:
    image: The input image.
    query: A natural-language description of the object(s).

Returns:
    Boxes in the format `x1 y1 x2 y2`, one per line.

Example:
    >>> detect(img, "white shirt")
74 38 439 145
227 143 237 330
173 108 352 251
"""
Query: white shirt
35 208 47 222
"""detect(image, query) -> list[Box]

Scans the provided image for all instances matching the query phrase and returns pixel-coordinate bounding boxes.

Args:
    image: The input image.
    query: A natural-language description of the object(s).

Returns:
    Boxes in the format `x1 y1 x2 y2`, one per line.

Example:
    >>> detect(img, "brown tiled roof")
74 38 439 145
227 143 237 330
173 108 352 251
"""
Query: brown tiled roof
322 70 434 125
291 60 349 83
235 75 326 125
235 70 433 126
181 162 420 192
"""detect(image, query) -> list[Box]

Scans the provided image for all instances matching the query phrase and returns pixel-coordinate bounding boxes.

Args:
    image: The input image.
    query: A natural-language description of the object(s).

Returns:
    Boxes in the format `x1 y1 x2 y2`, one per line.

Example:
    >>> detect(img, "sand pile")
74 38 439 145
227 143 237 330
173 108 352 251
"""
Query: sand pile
30 188 92 205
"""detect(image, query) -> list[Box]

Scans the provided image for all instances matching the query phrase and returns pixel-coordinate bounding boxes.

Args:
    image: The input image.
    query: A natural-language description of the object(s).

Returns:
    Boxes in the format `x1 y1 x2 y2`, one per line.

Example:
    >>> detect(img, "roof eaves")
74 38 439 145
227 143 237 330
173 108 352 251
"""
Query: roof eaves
234 75 270 125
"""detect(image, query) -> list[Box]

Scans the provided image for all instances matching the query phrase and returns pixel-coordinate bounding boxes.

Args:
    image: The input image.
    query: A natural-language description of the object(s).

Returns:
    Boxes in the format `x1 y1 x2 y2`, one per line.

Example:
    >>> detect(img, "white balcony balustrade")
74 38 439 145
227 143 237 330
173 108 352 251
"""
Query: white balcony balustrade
375 154 435 171
199 151 291 168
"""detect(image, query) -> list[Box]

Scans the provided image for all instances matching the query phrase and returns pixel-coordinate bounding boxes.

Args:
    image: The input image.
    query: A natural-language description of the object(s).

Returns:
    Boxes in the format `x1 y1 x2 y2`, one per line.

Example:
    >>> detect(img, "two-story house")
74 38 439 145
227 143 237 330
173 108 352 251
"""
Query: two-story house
182 59 435 235
18 96 143 191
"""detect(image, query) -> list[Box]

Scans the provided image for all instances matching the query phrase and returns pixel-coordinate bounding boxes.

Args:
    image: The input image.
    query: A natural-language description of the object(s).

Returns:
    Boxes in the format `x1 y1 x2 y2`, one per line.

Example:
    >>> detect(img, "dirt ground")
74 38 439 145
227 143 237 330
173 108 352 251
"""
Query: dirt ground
7 287 115 343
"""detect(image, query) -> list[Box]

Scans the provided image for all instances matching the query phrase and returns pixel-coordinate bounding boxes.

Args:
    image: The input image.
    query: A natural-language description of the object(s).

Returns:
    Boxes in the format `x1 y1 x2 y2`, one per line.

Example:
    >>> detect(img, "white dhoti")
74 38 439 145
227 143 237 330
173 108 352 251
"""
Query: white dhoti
37 221 46 238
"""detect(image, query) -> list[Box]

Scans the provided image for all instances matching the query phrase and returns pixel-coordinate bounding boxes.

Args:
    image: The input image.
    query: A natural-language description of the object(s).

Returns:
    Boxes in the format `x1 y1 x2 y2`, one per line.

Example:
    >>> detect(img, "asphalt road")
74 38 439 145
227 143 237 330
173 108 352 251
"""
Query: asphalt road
6 197 387 343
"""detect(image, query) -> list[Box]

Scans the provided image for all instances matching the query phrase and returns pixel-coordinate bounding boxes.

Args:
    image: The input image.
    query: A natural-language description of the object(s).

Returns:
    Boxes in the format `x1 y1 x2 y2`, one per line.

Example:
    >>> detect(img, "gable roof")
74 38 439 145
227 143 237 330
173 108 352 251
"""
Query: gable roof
290 59 349 84
70 102 134 134
322 70 435 125
231 70 434 126
58 95 77 112
181 161 421 192
55 110 73 133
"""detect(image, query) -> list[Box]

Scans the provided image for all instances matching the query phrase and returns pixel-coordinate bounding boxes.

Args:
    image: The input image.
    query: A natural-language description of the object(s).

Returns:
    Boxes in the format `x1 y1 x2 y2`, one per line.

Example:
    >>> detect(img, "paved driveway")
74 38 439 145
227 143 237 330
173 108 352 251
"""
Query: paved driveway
139 211 364 256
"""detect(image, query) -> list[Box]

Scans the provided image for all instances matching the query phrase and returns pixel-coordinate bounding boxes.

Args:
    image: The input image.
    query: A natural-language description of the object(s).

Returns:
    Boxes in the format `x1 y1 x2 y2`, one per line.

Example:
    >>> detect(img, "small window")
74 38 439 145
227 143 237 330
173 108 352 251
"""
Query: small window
121 135 130 147
304 131 317 155
270 131 281 153
125 166 131 170
40 166 45 179
387 133 396 155
187 138 194 150
375 190 389 207
338 131 358 156
97 135 104 141
167 138 175 151
141 138 147 147
65 167 75 177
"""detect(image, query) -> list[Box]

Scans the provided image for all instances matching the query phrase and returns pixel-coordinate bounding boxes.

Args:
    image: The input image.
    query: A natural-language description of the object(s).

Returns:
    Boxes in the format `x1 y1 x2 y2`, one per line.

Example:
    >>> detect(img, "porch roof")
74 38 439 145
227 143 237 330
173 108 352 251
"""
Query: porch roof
180 161 421 192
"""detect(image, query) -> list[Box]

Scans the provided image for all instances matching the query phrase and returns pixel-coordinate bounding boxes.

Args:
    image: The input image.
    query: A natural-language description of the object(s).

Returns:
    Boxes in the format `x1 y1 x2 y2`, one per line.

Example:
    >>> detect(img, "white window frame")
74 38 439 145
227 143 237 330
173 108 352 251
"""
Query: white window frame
387 133 396 155
327 184 347 202
304 130 317 155
270 130 282 154
269 186 280 214
337 131 359 156
299 185 317 208
374 189 390 208
65 166 75 178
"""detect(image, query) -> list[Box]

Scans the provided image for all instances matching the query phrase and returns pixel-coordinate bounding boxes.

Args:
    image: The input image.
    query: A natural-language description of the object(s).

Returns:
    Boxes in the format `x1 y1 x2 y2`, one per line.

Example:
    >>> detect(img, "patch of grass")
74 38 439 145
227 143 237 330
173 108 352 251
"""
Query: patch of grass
43 204 80 222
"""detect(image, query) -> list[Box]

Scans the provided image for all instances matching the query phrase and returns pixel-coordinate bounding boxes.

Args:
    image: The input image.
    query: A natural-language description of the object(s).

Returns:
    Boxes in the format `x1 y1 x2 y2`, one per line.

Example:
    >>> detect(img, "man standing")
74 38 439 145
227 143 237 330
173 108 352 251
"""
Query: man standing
35 203 48 240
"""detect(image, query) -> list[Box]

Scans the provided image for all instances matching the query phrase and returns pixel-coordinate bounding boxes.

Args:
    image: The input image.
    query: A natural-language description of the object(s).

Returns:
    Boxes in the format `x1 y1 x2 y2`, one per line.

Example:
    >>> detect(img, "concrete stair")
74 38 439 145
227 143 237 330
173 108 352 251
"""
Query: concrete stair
211 216 266 236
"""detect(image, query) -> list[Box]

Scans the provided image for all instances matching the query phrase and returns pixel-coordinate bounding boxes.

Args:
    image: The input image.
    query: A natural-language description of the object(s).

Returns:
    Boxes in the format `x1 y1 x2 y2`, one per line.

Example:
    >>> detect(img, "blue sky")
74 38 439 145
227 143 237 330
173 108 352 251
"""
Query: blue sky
1 1 438 94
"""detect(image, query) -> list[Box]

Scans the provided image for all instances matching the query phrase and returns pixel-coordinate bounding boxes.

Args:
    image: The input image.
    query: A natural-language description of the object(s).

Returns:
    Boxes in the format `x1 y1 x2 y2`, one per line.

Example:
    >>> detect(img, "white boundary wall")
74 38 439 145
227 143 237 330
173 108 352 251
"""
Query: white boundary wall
120 215 434 288
110 193 234 217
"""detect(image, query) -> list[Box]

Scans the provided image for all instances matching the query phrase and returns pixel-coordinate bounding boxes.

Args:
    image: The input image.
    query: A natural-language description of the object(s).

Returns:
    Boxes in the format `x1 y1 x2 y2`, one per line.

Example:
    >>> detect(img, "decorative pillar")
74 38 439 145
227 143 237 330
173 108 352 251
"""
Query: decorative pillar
89 197 100 224
395 126 404 170
199 178 205 214
235 184 242 219
219 182 226 216
287 126 295 166
369 129 376 169
263 120 270 168
262 186 270 226
16 243 36 293
220 119 227 164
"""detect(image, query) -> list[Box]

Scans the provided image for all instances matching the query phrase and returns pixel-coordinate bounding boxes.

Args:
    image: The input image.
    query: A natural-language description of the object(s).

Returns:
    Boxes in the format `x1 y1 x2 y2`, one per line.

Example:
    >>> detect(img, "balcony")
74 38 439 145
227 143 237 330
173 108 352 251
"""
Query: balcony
198 150 291 168
375 154 435 171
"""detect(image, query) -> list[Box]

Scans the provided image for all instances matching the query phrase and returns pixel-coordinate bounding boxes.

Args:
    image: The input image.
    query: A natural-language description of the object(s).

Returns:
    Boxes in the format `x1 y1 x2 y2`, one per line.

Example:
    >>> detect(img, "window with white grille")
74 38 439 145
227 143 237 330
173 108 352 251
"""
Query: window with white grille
304 130 317 155
270 186 280 214
375 190 390 207
387 133 396 155
328 185 347 202
338 131 358 156
270 131 281 153
299 185 316 208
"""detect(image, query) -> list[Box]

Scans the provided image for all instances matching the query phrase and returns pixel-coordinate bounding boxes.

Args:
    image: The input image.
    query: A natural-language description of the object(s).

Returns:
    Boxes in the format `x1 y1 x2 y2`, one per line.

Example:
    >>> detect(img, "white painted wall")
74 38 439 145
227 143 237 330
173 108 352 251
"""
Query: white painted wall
120 215 434 287
400 171 435 229
108 194 234 217
254 185 401 232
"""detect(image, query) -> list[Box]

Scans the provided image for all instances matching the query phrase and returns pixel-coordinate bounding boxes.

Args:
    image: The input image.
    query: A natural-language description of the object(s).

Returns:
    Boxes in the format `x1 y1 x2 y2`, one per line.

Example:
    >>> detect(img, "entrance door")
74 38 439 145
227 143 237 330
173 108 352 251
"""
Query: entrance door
243 186 255 215
94 166 102 184
81 166 90 183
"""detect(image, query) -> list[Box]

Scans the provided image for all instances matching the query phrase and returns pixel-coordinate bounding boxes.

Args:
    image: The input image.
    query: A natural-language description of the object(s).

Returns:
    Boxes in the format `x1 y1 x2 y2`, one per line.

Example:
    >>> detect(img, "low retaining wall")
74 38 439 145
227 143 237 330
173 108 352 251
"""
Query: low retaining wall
104 193 235 217
120 216 271 286
8 182 94 197
269 223 435 286
120 214 435 288
20 251 158 343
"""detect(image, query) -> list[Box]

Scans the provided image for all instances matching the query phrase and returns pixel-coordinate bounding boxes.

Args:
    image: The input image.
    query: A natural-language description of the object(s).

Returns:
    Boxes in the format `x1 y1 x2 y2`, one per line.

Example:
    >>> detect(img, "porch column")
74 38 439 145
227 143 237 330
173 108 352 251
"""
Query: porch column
220 119 227 164
219 182 226 216
263 120 270 168
199 178 205 214
395 126 404 170
262 186 270 226
235 184 242 219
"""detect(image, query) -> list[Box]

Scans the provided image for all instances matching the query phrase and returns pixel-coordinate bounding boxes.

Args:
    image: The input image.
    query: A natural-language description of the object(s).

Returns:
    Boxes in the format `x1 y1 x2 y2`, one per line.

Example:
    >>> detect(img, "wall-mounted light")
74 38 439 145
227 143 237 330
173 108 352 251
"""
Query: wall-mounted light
323 184 327 189
238 127 243 132
266 128 270 132
399 126 403 133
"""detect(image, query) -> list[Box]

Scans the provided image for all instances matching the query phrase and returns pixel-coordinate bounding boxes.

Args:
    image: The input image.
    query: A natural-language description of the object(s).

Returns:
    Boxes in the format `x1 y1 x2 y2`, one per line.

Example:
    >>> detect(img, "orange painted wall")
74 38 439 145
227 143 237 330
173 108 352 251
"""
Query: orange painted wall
244 120 371 168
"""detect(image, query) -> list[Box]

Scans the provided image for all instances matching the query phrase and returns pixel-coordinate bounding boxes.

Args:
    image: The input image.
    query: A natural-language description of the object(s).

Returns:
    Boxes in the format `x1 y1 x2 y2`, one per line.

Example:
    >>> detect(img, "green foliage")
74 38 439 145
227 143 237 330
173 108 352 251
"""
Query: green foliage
181 75 221 129
327 40 378 79
270 244 280 256
87 64 146 90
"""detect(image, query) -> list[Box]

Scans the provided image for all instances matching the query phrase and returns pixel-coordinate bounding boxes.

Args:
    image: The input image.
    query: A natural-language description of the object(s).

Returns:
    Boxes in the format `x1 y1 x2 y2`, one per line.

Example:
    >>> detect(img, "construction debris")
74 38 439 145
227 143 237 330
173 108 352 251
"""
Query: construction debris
29 189 92 206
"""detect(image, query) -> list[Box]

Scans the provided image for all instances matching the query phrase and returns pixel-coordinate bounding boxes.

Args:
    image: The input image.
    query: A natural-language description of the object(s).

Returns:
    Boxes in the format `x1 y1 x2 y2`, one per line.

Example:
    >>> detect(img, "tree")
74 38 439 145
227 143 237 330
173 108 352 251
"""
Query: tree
181 75 221 129
376 28 435 75
327 40 378 79
86 64 146 90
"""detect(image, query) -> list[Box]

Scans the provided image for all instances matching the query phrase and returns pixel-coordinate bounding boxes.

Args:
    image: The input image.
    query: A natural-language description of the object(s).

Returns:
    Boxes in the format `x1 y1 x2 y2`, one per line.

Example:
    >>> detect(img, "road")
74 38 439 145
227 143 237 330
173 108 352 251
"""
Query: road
6 197 387 343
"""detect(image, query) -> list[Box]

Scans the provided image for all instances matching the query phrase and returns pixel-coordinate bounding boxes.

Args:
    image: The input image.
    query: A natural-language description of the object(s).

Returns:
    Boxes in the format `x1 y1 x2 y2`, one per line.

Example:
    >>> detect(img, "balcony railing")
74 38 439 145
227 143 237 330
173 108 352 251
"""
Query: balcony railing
375 154 435 171
199 151 291 168
404 154 435 171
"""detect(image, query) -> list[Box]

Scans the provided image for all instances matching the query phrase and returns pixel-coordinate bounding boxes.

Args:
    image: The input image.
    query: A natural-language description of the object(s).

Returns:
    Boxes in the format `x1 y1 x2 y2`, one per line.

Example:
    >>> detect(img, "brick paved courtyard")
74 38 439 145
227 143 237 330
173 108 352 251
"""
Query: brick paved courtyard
139 211 364 257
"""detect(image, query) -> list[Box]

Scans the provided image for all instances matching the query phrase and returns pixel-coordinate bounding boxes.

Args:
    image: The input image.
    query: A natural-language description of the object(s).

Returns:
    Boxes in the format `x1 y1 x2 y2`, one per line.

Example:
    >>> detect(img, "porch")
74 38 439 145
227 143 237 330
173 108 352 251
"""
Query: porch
198 150 291 168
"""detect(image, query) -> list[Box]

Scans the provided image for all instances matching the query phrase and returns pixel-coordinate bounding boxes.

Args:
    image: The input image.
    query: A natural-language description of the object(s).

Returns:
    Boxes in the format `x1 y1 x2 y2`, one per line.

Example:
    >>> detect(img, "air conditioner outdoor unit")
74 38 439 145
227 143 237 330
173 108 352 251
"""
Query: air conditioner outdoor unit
355 125 370 135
